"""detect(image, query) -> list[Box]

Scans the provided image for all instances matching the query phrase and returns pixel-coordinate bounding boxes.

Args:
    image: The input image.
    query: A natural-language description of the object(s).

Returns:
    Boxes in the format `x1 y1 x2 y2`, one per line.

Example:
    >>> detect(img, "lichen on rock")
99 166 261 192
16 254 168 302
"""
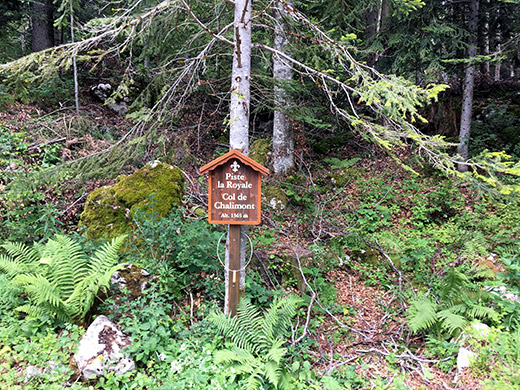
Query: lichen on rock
263 185 288 211
79 161 185 240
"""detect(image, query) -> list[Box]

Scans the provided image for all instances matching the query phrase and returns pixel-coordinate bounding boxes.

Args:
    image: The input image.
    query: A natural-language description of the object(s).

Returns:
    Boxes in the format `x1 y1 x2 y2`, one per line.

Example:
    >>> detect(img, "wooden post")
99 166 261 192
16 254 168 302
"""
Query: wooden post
199 150 268 317
228 225 241 317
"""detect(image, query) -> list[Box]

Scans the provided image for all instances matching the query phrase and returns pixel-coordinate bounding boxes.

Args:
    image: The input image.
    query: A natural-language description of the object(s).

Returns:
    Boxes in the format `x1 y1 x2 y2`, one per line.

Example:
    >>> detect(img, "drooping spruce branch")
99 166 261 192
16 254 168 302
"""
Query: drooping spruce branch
1 0 519 194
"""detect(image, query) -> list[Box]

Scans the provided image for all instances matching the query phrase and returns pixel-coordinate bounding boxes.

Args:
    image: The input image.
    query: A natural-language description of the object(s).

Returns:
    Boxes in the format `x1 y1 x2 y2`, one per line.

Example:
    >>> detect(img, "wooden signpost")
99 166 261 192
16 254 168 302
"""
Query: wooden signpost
200 150 268 316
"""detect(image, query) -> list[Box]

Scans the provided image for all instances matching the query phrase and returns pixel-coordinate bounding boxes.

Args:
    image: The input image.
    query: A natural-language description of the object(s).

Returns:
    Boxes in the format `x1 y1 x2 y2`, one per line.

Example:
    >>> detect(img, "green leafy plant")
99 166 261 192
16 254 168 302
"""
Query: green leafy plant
129 209 223 299
209 295 301 390
0 234 126 323
406 269 499 337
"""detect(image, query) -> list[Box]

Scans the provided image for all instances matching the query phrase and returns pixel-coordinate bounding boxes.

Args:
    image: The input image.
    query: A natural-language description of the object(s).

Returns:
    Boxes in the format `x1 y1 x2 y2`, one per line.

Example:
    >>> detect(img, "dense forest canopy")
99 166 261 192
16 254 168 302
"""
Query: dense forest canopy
0 1 520 389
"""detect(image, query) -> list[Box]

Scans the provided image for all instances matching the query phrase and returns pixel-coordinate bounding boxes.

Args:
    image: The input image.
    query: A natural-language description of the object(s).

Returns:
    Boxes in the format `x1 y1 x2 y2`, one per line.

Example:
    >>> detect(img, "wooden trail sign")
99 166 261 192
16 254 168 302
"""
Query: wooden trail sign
200 150 268 316
200 150 269 225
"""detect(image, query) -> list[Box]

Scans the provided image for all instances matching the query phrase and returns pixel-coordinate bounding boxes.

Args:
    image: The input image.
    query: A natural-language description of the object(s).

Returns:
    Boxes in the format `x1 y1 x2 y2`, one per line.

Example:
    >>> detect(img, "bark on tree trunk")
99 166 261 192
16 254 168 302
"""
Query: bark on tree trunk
457 0 479 172
494 8 501 81
480 0 490 75
225 0 252 315
272 0 294 175
31 0 54 52
365 1 378 66
70 0 79 114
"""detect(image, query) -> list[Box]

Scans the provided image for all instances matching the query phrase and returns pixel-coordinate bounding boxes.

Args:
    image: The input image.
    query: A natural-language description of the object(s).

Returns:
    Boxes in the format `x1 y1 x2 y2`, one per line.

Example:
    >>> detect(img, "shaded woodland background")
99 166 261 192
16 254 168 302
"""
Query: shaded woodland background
1 1 520 389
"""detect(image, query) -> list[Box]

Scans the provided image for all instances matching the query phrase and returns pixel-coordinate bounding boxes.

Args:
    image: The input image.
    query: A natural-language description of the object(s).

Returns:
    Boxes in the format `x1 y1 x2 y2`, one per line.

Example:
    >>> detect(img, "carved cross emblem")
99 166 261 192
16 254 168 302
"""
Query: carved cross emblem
230 161 240 172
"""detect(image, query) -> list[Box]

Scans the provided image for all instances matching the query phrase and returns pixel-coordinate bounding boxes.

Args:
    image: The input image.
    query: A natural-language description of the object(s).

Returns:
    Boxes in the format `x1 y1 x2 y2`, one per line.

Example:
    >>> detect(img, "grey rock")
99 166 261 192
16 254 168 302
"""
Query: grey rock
74 315 135 380
457 347 476 373
110 263 150 297
106 101 128 116
24 365 42 383
91 83 112 102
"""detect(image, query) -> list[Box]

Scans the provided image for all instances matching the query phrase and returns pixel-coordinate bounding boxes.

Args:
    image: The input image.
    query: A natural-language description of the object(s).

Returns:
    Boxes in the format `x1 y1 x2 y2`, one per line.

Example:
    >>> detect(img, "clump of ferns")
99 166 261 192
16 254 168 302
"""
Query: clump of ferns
406 269 500 339
209 295 302 390
0 234 126 324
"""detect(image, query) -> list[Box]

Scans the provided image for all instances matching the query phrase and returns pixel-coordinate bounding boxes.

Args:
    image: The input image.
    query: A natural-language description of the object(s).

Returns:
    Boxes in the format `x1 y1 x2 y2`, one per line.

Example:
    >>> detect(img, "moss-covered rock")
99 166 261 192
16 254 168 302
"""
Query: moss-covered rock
263 185 288 211
250 138 272 166
110 263 150 298
79 161 184 240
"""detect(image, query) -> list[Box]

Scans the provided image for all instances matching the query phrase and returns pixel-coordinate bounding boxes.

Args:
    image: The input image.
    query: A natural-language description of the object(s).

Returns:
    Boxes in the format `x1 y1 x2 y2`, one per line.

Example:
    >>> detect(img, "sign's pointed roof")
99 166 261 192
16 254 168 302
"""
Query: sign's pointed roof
200 149 269 175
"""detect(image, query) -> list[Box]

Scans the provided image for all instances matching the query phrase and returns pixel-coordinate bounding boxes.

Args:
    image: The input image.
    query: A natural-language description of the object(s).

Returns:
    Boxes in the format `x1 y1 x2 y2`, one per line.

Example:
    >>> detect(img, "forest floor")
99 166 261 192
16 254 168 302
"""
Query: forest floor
0 101 514 389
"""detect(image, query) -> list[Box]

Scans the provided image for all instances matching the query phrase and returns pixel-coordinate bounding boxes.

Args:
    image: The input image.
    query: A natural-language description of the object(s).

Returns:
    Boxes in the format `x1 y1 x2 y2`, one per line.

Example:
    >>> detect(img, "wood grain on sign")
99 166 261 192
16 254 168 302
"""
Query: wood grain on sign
200 150 269 225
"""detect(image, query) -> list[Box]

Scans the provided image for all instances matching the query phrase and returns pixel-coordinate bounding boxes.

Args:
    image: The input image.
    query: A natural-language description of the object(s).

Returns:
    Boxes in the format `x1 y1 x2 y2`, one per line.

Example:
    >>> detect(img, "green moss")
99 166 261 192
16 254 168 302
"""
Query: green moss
250 138 272 166
113 264 149 298
78 161 185 240
78 186 129 239
263 185 288 211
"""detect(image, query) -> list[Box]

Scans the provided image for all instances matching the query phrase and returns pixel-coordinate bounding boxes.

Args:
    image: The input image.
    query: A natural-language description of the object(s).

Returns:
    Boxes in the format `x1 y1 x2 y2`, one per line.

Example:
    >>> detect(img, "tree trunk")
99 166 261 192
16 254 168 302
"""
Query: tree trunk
31 0 54 52
494 7 501 81
225 0 252 316
457 0 479 172
70 0 79 114
272 0 294 175
365 1 378 66
480 0 490 75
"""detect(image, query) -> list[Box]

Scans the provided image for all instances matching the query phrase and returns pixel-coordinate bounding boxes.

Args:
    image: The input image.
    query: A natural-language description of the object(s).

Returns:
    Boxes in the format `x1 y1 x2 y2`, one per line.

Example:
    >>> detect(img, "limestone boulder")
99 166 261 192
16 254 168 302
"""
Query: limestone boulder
78 161 185 240
455 322 491 377
74 315 135 380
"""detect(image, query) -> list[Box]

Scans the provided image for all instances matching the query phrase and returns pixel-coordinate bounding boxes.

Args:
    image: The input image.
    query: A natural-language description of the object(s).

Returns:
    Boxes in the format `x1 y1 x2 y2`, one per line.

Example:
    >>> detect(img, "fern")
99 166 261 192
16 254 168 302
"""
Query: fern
0 234 126 323
407 268 500 338
209 296 301 390
407 297 439 333
437 309 467 335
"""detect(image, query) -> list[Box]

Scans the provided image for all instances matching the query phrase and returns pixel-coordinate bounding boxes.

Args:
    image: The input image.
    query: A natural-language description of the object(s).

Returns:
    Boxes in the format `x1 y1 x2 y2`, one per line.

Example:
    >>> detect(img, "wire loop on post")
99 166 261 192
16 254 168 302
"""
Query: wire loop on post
216 230 254 272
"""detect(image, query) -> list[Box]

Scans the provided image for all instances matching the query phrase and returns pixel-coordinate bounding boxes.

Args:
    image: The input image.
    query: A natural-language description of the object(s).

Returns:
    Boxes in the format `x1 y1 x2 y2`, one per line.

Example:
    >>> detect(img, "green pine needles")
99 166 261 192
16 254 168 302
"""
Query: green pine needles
209 295 302 390
406 269 499 337
0 234 126 323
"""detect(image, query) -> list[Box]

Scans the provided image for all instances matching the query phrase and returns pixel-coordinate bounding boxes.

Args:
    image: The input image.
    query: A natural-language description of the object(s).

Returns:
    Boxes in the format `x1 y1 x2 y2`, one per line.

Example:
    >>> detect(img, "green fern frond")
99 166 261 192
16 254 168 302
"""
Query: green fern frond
437 309 467 335
461 231 489 259
441 269 469 301
467 304 499 322
12 274 65 310
214 349 240 365
236 298 264 351
2 233 126 323
406 297 439 333
1 241 39 263
42 235 88 299
89 235 126 274
496 245 517 259
16 304 49 319
244 373 262 390
265 338 286 365
264 360 280 388
0 255 32 277
210 295 300 389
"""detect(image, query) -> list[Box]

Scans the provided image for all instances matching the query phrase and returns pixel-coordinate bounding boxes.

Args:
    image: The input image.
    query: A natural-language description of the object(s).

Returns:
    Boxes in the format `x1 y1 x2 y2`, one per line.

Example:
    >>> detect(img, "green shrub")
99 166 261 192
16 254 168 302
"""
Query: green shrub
129 209 223 299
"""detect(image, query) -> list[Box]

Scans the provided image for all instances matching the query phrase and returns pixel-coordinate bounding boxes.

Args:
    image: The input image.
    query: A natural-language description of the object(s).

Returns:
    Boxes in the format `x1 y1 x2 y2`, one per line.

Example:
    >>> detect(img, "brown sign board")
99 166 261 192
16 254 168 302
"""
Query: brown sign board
200 150 269 225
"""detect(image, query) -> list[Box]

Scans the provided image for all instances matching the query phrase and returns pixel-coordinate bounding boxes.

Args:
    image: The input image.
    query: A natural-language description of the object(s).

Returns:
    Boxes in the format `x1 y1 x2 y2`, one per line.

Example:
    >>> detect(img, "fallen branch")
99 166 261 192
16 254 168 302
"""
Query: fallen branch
28 137 67 150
